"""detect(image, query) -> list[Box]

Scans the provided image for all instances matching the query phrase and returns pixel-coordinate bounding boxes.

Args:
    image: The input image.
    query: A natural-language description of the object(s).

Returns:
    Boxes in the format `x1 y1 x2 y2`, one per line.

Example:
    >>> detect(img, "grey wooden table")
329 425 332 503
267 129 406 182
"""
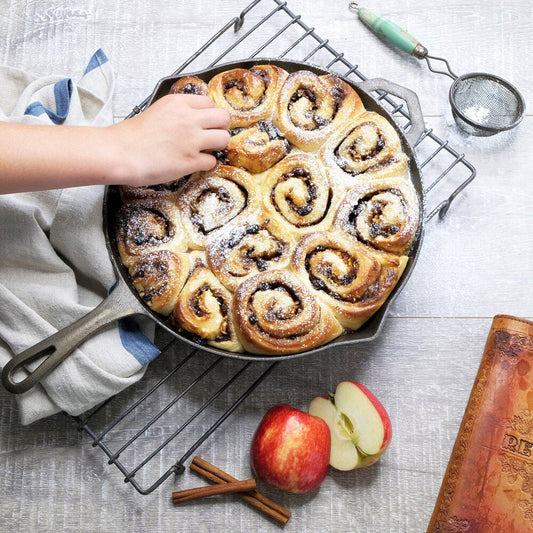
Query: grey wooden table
1 1 532 531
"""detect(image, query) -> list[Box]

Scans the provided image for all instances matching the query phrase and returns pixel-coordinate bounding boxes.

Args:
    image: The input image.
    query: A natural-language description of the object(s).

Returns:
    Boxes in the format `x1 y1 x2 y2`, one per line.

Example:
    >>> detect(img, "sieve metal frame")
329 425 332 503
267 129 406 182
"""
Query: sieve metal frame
449 72 526 136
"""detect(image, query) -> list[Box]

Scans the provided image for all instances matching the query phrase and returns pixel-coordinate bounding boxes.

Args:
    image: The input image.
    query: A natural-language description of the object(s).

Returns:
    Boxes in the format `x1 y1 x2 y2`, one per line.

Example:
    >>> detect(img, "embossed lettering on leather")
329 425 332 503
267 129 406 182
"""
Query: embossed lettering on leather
427 315 533 533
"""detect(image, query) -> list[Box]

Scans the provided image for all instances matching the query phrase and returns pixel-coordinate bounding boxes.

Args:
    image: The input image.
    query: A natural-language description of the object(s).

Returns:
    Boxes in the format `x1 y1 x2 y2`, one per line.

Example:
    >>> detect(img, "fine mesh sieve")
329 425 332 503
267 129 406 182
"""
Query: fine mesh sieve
449 73 525 136
350 3 526 136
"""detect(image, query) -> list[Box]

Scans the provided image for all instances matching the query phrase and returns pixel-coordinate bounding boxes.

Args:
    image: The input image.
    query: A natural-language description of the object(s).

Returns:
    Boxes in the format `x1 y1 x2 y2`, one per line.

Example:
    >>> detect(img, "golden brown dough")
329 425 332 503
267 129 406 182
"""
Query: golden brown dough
206 215 295 292
177 165 261 250
222 121 291 174
208 65 288 128
291 232 407 329
173 265 242 352
169 76 208 96
232 269 343 354
334 177 419 255
320 110 408 187
119 176 190 203
276 71 365 151
261 153 342 238
130 250 190 315
116 198 187 268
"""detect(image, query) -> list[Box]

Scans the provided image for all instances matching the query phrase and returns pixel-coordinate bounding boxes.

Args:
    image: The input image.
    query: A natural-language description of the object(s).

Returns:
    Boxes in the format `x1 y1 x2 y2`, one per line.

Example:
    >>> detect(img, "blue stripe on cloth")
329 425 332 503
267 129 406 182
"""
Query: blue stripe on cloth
83 48 109 75
24 78 73 124
118 317 161 366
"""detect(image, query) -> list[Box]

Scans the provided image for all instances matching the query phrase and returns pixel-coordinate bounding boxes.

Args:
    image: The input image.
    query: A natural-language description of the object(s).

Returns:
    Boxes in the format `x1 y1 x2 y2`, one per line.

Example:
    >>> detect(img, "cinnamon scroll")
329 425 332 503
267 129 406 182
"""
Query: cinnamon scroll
206 216 295 292
119 176 190 203
261 153 341 237
130 250 190 315
232 270 343 354
177 165 261 250
291 232 407 329
116 199 187 268
320 111 408 187
276 70 365 151
208 65 288 128
219 121 291 174
173 264 242 352
169 76 208 96
334 178 419 255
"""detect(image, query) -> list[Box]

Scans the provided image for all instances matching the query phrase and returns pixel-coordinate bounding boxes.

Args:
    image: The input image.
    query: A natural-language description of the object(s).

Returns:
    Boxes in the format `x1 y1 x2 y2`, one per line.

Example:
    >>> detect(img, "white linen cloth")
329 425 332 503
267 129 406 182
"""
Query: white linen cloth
0 50 160 425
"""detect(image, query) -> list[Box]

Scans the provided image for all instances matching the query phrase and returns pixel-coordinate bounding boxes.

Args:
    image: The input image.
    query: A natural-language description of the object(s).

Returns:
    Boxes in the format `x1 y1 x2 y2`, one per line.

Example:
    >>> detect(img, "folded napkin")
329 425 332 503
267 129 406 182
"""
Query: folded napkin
0 50 160 425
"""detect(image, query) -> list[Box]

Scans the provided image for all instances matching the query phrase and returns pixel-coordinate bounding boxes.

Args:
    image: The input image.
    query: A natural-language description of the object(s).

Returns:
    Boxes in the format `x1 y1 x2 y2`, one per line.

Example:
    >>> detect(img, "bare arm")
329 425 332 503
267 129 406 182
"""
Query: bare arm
0 94 230 194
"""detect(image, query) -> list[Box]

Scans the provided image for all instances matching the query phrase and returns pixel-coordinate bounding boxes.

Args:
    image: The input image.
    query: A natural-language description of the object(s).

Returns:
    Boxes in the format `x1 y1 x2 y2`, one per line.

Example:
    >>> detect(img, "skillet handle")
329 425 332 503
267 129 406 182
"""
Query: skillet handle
1 278 148 395
357 78 425 146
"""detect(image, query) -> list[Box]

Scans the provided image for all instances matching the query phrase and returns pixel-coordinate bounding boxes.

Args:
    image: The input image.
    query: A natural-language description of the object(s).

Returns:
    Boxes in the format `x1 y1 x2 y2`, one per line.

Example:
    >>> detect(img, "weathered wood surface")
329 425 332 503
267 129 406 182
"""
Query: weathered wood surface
0 0 531 531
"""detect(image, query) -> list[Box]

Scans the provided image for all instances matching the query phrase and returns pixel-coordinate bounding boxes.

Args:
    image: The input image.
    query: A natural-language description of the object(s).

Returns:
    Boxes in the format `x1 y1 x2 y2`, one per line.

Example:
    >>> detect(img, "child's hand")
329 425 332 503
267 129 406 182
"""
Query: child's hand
109 94 230 186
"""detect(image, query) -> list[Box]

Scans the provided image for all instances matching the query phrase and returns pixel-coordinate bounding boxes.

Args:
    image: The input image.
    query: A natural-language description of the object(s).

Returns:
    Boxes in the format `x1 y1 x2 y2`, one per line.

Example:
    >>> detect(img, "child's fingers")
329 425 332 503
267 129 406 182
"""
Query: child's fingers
181 94 219 109
198 129 231 151
192 152 218 172
196 107 230 130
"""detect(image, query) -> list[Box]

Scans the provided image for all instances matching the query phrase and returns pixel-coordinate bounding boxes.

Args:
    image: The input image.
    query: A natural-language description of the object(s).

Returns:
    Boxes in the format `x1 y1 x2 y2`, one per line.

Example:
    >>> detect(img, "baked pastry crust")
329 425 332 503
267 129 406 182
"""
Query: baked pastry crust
116 198 187 268
334 177 419 255
223 121 291 174
130 250 190 315
117 64 420 356
169 76 208 96
276 71 365 151
319 110 408 187
206 215 296 292
291 232 407 330
173 264 242 352
208 65 288 128
260 153 343 238
232 269 343 354
176 164 261 250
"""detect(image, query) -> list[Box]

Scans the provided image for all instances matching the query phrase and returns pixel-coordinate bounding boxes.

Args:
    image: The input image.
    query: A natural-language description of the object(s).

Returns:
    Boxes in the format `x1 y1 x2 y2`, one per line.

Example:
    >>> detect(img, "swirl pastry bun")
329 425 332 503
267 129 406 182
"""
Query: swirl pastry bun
334 177 419 255
116 64 420 356
116 199 187 268
169 76 208 96
261 153 342 238
173 264 242 352
130 250 190 315
221 121 291 174
291 232 408 329
119 176 190 203
232 270 343 354
276 71 365 151
208 65 288 128
206 215 296 292
177 165 261 250
320 111 408 187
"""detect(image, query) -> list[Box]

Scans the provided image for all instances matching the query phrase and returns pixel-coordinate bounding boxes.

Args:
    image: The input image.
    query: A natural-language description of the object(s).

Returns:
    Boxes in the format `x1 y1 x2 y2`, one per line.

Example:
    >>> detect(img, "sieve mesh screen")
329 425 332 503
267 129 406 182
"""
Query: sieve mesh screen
451 75 524 129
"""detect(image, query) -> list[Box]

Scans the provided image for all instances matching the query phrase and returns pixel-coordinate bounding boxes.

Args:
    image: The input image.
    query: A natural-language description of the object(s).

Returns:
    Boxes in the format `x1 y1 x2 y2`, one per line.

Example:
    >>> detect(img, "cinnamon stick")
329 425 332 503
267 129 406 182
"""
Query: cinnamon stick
172 478 256 504
190 456 291 525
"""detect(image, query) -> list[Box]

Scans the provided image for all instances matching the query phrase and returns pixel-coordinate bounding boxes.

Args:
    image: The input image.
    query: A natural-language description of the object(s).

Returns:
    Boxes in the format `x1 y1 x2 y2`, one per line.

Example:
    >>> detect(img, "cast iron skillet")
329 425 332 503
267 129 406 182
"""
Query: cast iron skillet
2 58 426 394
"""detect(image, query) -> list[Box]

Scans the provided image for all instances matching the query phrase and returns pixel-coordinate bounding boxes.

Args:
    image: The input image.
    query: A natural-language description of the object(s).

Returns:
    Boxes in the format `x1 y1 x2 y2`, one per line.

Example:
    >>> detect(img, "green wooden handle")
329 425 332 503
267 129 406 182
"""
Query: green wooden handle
357 8 428 59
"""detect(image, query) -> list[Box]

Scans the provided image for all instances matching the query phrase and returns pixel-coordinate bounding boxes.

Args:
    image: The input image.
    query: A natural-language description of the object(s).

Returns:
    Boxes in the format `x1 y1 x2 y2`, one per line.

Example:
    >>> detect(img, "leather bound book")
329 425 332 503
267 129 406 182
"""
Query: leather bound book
427 315 533 533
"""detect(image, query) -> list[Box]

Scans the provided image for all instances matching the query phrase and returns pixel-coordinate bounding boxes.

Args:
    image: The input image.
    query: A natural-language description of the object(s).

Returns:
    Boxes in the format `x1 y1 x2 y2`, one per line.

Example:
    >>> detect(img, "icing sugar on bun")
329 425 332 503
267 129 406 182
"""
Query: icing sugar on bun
116 64 419 356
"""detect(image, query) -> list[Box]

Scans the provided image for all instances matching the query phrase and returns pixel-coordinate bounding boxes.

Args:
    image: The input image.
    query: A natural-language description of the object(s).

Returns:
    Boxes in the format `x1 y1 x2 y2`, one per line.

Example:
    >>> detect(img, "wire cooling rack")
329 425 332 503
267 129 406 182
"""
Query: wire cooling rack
72 0 476 495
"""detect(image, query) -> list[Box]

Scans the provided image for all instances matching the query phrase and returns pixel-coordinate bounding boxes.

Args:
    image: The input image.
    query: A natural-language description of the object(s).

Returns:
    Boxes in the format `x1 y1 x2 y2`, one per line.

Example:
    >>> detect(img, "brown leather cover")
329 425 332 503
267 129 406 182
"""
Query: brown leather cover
427 315 533 533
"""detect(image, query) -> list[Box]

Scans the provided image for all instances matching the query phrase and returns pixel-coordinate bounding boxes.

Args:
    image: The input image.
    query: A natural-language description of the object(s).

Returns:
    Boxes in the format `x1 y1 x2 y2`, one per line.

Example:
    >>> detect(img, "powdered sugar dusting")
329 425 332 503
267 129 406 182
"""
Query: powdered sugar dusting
117 65 419 355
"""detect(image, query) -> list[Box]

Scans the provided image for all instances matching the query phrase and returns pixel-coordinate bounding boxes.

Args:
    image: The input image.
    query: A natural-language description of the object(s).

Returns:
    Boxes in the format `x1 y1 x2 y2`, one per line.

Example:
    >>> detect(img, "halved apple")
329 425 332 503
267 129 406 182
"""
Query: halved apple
308 381 392 470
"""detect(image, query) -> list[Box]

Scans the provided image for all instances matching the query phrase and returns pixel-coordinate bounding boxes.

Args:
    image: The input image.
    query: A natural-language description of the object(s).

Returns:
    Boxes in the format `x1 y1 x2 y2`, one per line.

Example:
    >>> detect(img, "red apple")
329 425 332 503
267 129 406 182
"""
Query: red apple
250 403 331 494
308 381 392 471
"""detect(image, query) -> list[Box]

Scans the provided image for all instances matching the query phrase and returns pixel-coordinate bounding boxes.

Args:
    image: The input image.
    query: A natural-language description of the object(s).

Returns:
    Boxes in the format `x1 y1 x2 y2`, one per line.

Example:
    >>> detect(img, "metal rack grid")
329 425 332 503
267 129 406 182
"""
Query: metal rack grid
72 0 476 495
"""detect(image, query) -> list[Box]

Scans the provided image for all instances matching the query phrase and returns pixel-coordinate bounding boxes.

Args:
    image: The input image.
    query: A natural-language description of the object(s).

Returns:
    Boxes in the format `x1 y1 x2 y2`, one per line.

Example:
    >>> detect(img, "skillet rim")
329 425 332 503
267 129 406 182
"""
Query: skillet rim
103 57 426 362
